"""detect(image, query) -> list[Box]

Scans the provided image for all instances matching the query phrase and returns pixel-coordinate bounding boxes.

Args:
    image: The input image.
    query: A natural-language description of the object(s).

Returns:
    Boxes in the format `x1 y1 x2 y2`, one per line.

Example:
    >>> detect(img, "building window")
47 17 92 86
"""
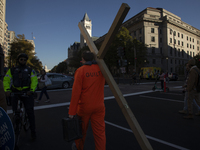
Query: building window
151 37 155 42
182 42 184 46
178 49 180 57
190 51 192 57
193 38 194 42
181 34 183 38
193 52 195 57
193 45 194 49
174 39 176 44
187 43 189 48
171 59 173 64
170 30 173 35
134 31 136 36
182 49 184 57
139 28 142 34
178 33 180 37
152 59 156 64
187 51 189 58
174 31 176 36
174 48 177 56
187 36 188 40
160 47 162 54
170 38 172 43
190 37 191 41
139 37 142 42
152 47 155 54
171 68 173 73
175 60 176 64
170 47 172 56
160 29 162 34
197 40 199 44
178 40 180 45
160 38 162 43
190 44 191 49
151 28 154 33
198 46 199 51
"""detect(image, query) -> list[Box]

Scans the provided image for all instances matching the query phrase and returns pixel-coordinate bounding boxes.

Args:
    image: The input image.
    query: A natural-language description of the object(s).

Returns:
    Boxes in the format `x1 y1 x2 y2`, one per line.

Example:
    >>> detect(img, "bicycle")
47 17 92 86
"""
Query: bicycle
10 92 30 149
130 76 140 85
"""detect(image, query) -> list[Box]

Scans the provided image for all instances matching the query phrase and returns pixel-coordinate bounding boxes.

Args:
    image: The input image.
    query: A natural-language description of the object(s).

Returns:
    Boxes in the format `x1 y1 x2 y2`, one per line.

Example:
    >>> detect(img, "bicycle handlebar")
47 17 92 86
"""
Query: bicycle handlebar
10 92 28 97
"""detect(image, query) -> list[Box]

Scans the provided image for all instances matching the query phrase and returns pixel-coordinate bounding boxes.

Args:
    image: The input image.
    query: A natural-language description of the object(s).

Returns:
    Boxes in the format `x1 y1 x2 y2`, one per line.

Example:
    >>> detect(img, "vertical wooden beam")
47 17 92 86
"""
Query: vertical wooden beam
78 17 153 149
97 3 130 59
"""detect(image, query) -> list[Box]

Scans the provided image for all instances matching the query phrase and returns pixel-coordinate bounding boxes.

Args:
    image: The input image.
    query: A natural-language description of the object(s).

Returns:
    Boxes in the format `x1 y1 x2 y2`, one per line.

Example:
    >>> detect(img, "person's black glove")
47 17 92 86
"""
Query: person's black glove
27 91 34 96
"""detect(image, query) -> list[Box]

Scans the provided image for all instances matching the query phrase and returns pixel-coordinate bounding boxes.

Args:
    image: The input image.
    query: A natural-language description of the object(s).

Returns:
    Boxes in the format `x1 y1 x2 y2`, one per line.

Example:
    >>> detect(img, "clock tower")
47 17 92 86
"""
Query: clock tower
80 13 92 48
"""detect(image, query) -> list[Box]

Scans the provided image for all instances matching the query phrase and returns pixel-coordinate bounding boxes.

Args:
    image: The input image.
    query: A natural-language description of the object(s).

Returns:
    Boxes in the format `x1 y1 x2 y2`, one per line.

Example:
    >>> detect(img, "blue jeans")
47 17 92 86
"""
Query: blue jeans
38 86 49 100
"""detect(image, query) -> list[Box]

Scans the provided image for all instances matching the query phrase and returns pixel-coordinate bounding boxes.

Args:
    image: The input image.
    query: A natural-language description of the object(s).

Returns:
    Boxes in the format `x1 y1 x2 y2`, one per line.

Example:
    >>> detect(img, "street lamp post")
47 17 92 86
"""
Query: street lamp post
166 57 168 72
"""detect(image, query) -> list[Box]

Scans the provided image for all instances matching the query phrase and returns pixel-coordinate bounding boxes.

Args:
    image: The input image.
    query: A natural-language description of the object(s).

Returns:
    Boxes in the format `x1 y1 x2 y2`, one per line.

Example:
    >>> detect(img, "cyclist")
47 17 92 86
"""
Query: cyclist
3 53 38 139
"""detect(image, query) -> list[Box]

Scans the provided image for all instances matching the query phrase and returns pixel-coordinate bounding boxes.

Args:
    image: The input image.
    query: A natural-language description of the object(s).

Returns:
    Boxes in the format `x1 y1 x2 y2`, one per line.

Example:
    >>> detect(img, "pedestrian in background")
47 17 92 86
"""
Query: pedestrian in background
184 59 200 119
159 71 165 90
166 70 169 83
36 69 50 103
179 63 200 115
68 51 106 150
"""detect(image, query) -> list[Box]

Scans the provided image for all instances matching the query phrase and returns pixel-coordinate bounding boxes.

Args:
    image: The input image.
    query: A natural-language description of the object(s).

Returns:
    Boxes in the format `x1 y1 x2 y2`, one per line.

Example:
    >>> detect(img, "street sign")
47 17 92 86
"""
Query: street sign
0 107 15 150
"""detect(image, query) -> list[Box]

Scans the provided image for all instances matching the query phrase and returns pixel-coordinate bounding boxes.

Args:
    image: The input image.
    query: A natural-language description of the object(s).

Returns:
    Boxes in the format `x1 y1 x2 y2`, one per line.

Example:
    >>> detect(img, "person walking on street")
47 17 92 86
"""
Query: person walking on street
36 69 50 103
3 53 38 139
184 59 200 119
68 51 106 150
166 71 169 83
179 63 200 115
159 71 165 90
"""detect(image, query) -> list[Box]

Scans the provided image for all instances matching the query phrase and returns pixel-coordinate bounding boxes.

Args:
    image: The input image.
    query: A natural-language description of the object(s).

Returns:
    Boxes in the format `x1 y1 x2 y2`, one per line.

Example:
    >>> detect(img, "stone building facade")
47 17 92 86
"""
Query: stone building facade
96 7 200 74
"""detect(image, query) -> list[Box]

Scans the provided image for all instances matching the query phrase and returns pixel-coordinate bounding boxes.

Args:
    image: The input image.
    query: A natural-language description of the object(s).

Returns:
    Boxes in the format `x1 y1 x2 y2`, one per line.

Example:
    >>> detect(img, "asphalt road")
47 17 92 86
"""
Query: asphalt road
7 81 200 150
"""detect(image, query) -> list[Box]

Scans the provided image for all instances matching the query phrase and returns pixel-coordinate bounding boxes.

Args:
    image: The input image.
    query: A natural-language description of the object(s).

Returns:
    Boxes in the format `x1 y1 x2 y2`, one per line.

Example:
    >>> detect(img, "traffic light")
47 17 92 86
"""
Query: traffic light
117 46 124 56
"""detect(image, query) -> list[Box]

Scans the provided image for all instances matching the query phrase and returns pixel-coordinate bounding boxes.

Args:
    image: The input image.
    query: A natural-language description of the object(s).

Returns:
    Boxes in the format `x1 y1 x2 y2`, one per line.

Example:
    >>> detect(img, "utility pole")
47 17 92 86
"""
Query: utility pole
134 46 136 72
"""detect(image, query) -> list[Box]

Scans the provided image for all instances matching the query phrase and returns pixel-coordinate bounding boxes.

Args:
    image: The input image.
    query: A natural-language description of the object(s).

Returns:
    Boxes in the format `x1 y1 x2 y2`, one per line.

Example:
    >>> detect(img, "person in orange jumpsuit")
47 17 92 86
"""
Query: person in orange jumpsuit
68 51 106 150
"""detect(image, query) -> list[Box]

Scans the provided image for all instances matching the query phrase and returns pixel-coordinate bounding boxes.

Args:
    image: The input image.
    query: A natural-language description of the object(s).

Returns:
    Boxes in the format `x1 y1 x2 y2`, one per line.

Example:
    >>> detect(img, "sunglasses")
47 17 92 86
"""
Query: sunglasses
19 58 27 61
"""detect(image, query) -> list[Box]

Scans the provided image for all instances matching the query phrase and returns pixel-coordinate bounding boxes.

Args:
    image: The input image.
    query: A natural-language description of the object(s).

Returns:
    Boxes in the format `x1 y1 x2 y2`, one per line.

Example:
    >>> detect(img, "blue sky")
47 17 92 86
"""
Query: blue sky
6 0 200 70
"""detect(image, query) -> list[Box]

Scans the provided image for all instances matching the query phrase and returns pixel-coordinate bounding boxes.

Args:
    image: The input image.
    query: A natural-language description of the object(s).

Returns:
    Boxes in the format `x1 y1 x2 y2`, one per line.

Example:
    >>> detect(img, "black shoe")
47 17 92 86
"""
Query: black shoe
31 132 36 140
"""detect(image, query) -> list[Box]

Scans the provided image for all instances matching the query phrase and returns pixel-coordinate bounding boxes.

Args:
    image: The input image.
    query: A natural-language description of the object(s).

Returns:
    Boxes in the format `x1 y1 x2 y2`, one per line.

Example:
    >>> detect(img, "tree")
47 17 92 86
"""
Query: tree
56 61 68 73
104 27 133 74
104 27 148 74
8 34 35 67
68 46 90 69
29 56 43 73
193 54 200 69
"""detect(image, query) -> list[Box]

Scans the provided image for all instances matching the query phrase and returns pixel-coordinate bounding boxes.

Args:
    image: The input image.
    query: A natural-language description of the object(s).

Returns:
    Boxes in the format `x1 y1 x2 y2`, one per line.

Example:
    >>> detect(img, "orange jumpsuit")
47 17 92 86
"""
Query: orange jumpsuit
68 63 106 150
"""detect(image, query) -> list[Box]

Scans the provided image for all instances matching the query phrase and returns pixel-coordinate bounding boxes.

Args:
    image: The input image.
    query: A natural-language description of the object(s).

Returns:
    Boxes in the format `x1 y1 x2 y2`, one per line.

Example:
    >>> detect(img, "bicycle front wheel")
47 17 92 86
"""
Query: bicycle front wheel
23 111 30 131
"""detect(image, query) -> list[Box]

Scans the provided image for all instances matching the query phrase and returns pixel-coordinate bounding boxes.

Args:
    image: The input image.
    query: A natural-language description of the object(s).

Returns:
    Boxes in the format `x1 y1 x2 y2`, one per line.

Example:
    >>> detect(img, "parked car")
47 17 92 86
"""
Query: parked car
168 72 178 81
38 73 74 89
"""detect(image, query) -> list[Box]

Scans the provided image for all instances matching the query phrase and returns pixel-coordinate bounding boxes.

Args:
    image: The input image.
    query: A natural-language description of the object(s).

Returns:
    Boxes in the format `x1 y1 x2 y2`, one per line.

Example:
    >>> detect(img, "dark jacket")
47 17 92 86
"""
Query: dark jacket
0 80 7 112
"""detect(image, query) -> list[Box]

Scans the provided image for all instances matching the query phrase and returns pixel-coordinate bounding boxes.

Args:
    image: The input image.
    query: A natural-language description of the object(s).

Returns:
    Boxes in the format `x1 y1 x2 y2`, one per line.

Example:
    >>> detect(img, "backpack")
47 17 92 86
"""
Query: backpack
193 68 200 93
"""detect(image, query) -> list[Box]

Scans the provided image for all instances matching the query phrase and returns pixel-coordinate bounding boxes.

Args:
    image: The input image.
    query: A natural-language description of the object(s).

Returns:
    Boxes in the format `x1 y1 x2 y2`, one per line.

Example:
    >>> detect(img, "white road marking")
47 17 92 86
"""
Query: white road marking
105 121 189 150
7 88 188 149
140 95 183 103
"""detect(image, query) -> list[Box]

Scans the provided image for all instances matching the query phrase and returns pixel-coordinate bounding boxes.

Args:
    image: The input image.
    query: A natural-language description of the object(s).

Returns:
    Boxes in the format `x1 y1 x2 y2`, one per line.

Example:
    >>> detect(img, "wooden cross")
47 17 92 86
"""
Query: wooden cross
78 3 153 150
